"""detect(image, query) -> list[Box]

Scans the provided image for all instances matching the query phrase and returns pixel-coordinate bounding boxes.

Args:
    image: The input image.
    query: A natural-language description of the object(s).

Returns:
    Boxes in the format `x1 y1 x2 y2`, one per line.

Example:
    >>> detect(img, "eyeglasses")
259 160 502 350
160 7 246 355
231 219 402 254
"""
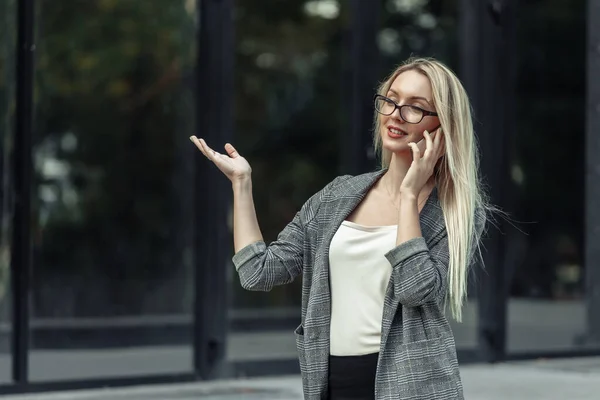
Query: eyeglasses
373 94 438 124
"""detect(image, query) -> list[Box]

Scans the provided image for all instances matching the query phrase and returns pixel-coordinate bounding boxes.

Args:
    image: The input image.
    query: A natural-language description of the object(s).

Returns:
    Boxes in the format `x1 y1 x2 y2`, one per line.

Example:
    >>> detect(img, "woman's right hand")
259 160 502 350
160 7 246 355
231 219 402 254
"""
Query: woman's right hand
190 136 252 182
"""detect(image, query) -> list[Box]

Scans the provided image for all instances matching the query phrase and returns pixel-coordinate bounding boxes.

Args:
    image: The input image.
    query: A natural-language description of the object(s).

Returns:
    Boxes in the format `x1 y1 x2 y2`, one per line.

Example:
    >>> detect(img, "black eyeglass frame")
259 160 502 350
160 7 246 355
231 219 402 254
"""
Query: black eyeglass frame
373 94 438 124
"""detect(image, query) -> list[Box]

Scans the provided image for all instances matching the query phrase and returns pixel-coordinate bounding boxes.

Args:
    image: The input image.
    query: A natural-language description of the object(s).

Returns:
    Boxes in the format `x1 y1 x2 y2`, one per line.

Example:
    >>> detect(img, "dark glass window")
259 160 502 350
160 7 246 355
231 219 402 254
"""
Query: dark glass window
0 0 16 383
29 0 197 380
507 0 590 353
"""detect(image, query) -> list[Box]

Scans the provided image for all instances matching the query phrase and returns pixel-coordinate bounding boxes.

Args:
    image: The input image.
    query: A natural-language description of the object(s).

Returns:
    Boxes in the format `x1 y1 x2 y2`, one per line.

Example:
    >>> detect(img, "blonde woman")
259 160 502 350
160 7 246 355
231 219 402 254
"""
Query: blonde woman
191 57 487 400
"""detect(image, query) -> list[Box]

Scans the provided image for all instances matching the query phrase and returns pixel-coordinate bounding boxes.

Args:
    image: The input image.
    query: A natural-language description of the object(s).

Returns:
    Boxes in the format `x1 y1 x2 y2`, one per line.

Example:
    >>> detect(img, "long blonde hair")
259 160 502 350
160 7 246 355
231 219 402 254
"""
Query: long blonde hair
374 57 487 322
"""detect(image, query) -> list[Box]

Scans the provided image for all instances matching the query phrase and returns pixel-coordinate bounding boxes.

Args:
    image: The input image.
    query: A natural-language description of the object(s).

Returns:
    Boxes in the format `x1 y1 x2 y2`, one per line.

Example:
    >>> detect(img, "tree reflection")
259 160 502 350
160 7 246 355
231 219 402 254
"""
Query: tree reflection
33 0 196 317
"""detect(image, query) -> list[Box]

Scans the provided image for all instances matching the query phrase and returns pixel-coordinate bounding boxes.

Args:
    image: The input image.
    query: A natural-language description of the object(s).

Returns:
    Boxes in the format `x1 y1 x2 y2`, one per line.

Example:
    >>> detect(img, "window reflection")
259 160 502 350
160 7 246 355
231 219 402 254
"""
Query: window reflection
0 0 16 383
30 0 197 380
232 0 346 310
507 0 589 353
380 0 458 71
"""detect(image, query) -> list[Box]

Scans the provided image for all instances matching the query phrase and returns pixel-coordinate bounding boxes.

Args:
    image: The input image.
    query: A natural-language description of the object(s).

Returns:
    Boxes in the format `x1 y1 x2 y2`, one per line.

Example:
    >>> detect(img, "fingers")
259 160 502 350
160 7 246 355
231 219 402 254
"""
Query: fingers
190 136 220 162
224 143 240 158
416 137 427 155
414 130 434 161
433 127 442 146
430 127 444 160
199 139 217 160
423 130 434 158
189 135 201 150
408 142 420 161
190 136 242 161
189 136 207 157
410 128 444 165
422 128 446 162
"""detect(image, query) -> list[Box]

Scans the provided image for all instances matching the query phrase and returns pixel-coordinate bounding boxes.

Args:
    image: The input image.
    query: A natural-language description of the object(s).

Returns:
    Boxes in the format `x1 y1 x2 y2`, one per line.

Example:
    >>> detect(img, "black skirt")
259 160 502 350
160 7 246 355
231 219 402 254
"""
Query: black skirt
328 352 378 400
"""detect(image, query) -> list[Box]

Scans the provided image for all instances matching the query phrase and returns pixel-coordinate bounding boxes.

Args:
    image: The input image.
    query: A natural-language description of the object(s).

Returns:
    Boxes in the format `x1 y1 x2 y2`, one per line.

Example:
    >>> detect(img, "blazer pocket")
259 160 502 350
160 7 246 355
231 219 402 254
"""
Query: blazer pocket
294 324 310 396
395 336 461 399
294 324 305 352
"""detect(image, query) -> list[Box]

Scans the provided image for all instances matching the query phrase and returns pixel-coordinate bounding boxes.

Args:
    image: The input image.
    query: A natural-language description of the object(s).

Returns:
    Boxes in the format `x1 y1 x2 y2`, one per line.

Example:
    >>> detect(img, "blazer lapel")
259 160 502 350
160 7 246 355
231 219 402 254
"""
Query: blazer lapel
320 169 388 278
311 169 445 345
311 169 387 334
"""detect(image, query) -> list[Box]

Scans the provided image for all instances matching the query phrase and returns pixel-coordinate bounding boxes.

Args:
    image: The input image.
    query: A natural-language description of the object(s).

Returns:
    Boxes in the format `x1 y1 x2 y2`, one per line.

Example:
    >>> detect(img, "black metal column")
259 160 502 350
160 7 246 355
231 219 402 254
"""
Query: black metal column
342 0 381 174
585 0 600 345
194 0 233 379
11 0 35 384
459 0 516 363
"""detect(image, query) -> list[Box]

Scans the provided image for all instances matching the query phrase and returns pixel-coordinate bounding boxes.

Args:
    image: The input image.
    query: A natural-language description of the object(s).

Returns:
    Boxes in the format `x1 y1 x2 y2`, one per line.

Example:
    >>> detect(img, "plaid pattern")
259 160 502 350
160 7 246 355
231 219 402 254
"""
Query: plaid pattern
233 170 475 400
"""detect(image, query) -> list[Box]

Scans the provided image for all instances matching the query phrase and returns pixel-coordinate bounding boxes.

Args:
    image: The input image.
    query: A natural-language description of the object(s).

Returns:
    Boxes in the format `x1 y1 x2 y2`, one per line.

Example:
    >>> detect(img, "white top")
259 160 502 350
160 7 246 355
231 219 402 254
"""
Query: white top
328 220 398 356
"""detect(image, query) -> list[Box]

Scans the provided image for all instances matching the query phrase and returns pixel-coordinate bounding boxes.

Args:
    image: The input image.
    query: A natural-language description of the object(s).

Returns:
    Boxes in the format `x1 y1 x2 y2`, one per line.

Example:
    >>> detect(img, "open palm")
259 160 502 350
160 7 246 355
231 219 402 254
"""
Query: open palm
190 136 252 181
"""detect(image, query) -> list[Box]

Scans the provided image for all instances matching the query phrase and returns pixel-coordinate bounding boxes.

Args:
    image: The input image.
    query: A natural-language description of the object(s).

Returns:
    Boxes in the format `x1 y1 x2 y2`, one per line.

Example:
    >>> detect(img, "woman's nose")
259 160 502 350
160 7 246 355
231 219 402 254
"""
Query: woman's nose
391 105 405 122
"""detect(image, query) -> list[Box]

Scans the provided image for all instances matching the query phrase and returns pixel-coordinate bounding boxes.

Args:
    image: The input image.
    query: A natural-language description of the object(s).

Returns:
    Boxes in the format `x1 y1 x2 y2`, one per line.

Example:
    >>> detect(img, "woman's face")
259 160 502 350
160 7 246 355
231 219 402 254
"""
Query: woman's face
379 70 440 155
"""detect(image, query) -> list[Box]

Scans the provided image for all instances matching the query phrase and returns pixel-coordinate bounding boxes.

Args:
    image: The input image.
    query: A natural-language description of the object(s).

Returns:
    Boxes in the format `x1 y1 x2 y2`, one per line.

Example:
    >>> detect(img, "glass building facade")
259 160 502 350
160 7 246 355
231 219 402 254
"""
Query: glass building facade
0 0 598 393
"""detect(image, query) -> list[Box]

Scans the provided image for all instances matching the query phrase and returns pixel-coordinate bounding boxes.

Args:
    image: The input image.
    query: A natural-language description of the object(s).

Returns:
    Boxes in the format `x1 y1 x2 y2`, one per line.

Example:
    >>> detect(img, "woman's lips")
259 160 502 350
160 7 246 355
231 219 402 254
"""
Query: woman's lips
387 126 407 138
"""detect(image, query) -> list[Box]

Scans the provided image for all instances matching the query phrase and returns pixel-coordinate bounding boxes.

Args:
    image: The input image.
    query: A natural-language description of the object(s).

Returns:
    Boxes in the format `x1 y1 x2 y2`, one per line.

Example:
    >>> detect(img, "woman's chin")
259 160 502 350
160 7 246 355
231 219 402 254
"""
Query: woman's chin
381 131 422 156
381 141 411 155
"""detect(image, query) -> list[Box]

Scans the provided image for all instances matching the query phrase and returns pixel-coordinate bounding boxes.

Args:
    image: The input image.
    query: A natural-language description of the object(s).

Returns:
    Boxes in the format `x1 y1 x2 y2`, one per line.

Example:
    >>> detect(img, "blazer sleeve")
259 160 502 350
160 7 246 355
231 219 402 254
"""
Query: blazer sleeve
232 175 347 292
384 207 486 308
385 233 450 307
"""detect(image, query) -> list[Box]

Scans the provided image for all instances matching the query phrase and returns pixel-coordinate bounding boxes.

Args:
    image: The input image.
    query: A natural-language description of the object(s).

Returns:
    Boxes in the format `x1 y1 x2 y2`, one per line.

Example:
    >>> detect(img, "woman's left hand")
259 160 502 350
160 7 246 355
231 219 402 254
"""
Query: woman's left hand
400 128 445 198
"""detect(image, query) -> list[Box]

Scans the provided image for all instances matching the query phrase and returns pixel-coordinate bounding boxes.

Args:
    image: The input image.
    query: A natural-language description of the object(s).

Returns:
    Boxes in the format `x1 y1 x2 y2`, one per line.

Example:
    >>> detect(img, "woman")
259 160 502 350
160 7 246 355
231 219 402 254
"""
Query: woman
191 57 487 400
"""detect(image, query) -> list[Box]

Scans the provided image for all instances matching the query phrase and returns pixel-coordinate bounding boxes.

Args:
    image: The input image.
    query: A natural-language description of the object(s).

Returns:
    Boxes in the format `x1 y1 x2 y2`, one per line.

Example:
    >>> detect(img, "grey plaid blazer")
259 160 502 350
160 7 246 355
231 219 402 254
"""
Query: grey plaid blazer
233 169 476 400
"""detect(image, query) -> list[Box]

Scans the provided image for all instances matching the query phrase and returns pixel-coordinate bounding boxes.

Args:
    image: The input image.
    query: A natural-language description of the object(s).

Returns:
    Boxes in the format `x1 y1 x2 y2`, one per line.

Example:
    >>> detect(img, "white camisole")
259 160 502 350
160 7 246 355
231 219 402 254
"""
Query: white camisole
328 220 398 356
